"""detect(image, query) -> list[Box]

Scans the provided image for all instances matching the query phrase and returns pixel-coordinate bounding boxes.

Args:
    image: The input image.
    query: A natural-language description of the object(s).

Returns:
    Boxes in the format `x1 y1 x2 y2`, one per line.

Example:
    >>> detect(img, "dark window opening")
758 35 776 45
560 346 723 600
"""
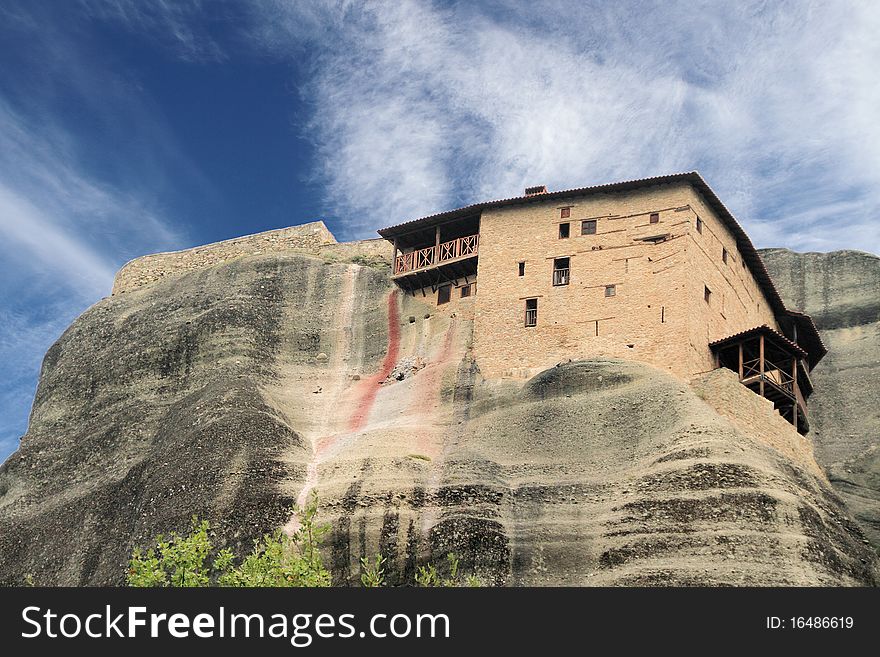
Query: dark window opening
722 247 728 264
558 222 570 239
704 285 712 304
560 207 570 218
438 284 451 305
460 284 472 298
553 257 570 286
696 216 703 234
661 306 665 323
518 261 525 277
525 298 538 327
650 212 660 224
605 284 616 297
595 320 599 336
581 219 597 235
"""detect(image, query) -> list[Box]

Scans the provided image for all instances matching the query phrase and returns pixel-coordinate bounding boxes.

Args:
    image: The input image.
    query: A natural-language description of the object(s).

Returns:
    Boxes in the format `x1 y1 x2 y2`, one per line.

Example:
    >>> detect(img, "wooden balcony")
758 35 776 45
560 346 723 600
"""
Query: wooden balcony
394 234 479 276
710 325 811 434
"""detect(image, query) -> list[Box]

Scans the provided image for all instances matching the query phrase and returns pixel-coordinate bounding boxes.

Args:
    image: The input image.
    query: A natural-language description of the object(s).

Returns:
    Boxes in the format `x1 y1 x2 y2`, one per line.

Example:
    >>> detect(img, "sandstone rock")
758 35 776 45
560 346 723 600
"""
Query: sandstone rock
761 248 880 549
0 251 876 586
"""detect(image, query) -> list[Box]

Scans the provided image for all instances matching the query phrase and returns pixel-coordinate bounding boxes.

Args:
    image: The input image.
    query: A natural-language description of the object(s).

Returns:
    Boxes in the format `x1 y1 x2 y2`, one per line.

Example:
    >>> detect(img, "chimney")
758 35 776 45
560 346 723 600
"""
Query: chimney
524 185 548 196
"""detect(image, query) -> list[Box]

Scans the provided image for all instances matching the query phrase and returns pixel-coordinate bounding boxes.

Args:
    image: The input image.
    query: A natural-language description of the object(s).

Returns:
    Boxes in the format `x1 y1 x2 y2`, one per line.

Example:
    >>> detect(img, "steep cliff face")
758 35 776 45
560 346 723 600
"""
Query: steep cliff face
0 251 876 585
761 248 880 548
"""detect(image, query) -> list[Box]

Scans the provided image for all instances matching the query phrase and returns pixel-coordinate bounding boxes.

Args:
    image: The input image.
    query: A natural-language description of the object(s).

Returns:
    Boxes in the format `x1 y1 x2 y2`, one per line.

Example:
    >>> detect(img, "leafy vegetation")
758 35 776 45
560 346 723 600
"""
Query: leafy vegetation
414 553 481 588
129 493 480 587
128 493 330 587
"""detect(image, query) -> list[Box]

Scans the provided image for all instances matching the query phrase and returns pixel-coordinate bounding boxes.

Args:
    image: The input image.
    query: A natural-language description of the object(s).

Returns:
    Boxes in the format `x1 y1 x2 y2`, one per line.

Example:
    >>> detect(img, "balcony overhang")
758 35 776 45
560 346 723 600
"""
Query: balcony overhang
392 255 478 294
710 325 811 434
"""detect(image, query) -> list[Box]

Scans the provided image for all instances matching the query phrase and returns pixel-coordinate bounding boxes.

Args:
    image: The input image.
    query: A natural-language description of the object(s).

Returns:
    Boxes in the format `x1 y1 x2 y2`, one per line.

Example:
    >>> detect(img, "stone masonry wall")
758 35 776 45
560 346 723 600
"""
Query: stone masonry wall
472 182 695 379
692 367 822 477
112 221 391 295
684 190 782 377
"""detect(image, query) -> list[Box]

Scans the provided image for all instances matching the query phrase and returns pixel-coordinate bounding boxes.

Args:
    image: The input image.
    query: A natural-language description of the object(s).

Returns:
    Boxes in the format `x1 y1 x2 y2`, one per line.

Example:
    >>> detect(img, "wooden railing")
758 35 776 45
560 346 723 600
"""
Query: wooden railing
394 234 479 275
742 357 795 395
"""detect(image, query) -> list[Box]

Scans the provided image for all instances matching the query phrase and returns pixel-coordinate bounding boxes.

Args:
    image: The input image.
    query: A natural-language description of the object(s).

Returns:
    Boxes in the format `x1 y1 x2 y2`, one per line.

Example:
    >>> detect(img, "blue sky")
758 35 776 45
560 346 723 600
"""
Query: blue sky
1 0 879 462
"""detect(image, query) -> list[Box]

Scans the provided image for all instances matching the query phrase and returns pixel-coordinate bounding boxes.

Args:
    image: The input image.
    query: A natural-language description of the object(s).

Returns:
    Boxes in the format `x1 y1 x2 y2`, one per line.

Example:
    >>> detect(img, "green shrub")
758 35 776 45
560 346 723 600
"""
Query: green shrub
360 554 386 587
415 553 480 587
128 493 330 587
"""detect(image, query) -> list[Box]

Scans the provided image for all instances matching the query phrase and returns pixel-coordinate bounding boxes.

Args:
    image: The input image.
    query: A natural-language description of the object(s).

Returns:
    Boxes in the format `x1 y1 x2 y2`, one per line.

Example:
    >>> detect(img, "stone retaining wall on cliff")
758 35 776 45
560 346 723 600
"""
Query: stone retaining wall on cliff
691 367 822 477
112 220 391 295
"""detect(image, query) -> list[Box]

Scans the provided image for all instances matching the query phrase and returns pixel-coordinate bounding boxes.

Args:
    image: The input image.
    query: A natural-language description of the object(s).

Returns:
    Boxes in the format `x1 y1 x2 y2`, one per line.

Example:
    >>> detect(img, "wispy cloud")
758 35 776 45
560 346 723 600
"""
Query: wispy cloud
79 0 230 62
247 0 880 251
0 9 188 461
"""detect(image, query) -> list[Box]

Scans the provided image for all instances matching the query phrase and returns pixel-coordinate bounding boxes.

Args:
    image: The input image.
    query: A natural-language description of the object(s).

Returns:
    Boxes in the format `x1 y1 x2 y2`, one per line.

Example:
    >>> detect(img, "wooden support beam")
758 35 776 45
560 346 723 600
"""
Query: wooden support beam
759 333 765 398
791 357 798 426
738 342 744 380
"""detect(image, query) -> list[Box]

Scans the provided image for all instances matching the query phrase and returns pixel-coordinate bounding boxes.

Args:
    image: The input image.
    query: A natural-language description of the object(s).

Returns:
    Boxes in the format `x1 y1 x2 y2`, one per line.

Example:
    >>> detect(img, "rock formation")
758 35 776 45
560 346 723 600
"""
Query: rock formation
0 249 876 585
761 248 880 549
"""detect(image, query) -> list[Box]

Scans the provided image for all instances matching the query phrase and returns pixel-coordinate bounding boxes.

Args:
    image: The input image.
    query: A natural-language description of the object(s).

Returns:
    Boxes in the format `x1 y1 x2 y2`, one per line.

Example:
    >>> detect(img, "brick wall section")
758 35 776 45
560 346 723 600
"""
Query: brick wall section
398 180 786 381
692 368 822 477
684 189 782 376
112 221 390 295
472 182 695 379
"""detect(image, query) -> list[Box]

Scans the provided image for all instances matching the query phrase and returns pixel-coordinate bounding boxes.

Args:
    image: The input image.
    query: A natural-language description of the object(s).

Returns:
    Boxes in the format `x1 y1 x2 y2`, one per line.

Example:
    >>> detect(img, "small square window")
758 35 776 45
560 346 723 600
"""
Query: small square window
438 284 451 305
650 212 659 224
525 298 538 327
696 216 703 234
560 207 570 219
559 222 570 239
605 284 616 297
704 285 712 303
581 219 597 235
460 284 472 298
722 248 728 264
518 261 525 276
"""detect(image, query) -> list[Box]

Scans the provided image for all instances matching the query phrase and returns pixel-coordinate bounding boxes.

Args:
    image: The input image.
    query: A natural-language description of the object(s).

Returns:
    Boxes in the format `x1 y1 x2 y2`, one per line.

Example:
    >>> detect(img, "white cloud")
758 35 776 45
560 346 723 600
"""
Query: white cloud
0 15 187 459
249 0 880 252
0 102 181 299
79 0 228 62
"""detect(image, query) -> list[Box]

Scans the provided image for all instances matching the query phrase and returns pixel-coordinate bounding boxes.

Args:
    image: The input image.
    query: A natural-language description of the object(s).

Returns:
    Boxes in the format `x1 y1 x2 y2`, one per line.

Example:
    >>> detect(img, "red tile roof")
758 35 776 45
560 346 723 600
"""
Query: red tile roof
709 325 808 358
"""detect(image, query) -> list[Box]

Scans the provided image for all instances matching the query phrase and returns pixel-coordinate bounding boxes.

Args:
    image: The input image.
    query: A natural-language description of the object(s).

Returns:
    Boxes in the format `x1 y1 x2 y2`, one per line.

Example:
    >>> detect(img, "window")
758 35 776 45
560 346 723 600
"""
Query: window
650 212 659 224
722 247 728 264
605 284 616 297
525 298 538 327
553 257 570 286
704 285 712 304
560 207 570 219
581 219 597 235
460 284 472 298
559 222 570 239
518 261 525 277
696 216 703 234
438 284 451 305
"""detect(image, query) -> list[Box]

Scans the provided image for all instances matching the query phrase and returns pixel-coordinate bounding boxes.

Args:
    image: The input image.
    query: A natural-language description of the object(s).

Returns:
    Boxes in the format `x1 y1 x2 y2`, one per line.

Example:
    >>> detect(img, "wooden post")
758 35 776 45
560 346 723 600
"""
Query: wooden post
392 238 399 273
738 342 744 380
791 357 798 427
759 333 765 398
435 226 440 264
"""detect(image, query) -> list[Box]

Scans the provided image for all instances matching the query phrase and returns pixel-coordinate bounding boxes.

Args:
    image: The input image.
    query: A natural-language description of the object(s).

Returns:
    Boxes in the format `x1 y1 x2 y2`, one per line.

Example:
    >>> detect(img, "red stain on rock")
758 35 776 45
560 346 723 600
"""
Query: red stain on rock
346 289 400 433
